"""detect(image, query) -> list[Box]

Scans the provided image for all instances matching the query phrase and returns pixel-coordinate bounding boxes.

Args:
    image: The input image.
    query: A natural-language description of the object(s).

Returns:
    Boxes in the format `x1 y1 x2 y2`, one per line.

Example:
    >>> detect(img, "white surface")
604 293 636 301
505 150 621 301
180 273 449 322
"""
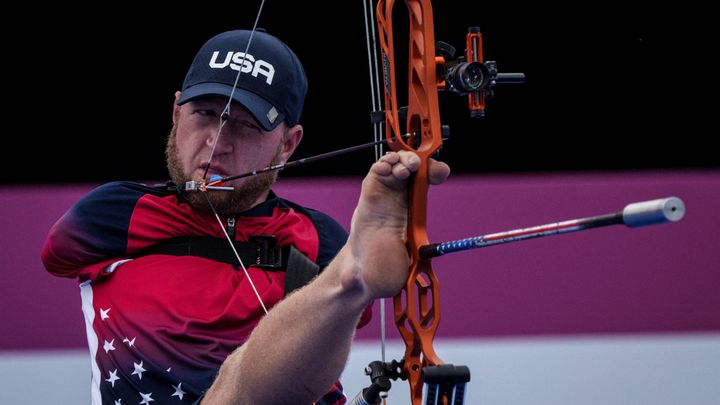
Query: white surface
342 334 720 405
2 333 719 405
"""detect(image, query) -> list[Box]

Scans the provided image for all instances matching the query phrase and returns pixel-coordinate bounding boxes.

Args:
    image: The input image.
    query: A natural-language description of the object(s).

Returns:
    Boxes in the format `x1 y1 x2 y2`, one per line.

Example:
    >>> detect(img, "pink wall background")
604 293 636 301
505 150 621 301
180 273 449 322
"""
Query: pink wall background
2 170 719 350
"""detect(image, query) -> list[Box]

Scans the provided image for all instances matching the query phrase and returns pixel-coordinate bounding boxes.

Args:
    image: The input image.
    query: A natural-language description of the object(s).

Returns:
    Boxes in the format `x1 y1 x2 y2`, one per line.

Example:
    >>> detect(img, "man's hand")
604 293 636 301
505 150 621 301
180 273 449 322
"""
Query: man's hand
342 151 450 301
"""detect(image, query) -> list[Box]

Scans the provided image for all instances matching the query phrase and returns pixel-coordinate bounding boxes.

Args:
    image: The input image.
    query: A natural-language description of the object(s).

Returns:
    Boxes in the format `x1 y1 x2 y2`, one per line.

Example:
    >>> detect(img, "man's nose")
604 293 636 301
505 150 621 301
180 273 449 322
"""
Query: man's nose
206 131 233 154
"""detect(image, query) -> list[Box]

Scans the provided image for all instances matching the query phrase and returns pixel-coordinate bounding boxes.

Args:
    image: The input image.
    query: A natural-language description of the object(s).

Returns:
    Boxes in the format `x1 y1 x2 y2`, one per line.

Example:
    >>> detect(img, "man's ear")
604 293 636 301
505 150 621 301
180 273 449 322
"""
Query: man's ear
172 91 182 124
279 124 304 163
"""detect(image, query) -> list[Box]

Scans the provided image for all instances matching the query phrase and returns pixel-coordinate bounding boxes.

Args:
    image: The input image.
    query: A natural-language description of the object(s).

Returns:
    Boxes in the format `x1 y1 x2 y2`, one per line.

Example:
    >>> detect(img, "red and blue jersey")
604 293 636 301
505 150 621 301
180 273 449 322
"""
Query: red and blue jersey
42 181 366 405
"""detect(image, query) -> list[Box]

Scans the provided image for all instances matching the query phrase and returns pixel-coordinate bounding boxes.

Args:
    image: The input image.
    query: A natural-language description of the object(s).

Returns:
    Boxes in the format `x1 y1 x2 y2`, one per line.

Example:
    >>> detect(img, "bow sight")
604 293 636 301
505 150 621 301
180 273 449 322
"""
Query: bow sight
437 26 525 118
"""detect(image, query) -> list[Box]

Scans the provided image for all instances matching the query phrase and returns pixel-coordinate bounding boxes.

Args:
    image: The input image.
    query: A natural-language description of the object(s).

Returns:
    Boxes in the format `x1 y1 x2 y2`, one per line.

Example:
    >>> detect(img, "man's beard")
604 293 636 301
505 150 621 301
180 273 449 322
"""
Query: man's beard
165 123 282 216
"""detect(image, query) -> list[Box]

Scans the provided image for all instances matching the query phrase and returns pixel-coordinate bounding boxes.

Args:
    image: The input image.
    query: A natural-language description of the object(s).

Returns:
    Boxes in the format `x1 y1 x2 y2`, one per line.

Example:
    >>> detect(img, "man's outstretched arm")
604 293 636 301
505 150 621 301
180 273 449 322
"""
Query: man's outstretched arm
202 151 450 405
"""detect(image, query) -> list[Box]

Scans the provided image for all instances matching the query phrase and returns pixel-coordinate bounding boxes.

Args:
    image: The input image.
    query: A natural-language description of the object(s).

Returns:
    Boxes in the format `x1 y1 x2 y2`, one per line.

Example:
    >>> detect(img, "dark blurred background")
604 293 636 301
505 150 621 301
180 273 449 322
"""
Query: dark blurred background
6 3 716 184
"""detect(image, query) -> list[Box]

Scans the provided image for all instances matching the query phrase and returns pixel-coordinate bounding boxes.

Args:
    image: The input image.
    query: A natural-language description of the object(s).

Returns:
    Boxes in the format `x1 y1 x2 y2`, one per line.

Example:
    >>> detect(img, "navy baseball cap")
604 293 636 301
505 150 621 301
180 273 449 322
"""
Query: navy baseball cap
177 29 308 131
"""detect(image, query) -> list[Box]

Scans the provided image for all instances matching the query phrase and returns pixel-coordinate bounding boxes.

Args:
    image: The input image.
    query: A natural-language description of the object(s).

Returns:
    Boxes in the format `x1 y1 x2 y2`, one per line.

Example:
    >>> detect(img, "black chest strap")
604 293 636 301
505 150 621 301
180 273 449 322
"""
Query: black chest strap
136 235 319 295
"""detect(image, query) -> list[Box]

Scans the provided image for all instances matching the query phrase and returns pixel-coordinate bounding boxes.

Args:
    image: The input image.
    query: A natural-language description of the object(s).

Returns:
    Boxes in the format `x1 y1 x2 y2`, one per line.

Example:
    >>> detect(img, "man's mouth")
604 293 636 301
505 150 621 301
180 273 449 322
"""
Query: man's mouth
196 163 230 181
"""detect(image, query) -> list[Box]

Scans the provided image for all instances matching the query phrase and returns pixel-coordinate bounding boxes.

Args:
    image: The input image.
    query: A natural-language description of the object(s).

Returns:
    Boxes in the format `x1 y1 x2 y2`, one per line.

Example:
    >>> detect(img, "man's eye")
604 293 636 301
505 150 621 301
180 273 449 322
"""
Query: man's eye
197 109 218 118
226 118 261 134
239 120 261 132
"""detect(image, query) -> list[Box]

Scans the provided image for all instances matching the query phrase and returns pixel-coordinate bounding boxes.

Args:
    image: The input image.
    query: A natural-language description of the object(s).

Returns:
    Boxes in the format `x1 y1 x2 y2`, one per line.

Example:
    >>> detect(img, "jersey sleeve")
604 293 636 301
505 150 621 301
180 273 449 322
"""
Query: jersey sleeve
40 182 155 279
302 208 348 269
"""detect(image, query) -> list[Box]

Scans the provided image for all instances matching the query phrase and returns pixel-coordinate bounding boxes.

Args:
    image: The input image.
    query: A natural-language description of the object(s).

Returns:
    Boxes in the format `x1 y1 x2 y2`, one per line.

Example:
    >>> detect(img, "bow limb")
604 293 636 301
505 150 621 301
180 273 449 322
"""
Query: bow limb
376 0 445 403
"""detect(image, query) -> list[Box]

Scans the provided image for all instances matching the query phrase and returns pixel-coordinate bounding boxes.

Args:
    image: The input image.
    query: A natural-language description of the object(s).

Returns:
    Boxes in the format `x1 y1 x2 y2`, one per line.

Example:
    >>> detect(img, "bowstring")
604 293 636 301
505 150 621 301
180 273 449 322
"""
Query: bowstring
363 0 388 366
200 0 270 315
203 193 269 314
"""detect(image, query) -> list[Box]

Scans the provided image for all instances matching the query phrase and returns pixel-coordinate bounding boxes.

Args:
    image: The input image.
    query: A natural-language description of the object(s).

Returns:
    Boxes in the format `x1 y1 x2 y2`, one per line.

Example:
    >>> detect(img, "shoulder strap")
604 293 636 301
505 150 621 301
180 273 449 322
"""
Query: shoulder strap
137 235 319 295
282 245 320 295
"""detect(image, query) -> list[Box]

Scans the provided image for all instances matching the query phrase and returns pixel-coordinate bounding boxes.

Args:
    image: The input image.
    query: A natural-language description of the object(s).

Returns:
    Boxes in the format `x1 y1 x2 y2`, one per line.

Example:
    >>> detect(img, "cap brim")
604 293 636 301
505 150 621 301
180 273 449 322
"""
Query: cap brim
176 83 285 131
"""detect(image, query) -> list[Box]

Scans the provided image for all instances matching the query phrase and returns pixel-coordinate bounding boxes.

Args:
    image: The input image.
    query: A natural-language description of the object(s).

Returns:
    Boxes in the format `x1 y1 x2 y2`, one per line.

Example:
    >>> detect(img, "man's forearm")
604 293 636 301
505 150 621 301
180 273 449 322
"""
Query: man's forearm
202 245 370 404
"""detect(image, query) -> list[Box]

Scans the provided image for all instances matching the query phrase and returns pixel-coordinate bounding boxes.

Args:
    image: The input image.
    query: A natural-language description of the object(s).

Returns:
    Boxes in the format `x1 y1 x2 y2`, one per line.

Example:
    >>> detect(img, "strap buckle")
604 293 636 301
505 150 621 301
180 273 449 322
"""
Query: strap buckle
248 235 283 269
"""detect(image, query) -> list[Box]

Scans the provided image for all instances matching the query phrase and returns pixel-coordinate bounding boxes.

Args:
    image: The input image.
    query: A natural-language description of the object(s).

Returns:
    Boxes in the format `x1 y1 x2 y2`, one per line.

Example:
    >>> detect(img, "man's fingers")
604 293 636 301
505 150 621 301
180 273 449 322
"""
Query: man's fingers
396 151 421 171
378 151 420 178
374 151 450 184
428 158 451 185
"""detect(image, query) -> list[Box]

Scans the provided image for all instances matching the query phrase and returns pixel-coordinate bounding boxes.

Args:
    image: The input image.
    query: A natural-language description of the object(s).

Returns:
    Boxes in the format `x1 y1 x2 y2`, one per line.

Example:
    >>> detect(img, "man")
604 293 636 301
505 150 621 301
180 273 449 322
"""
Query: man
42 29 449 404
